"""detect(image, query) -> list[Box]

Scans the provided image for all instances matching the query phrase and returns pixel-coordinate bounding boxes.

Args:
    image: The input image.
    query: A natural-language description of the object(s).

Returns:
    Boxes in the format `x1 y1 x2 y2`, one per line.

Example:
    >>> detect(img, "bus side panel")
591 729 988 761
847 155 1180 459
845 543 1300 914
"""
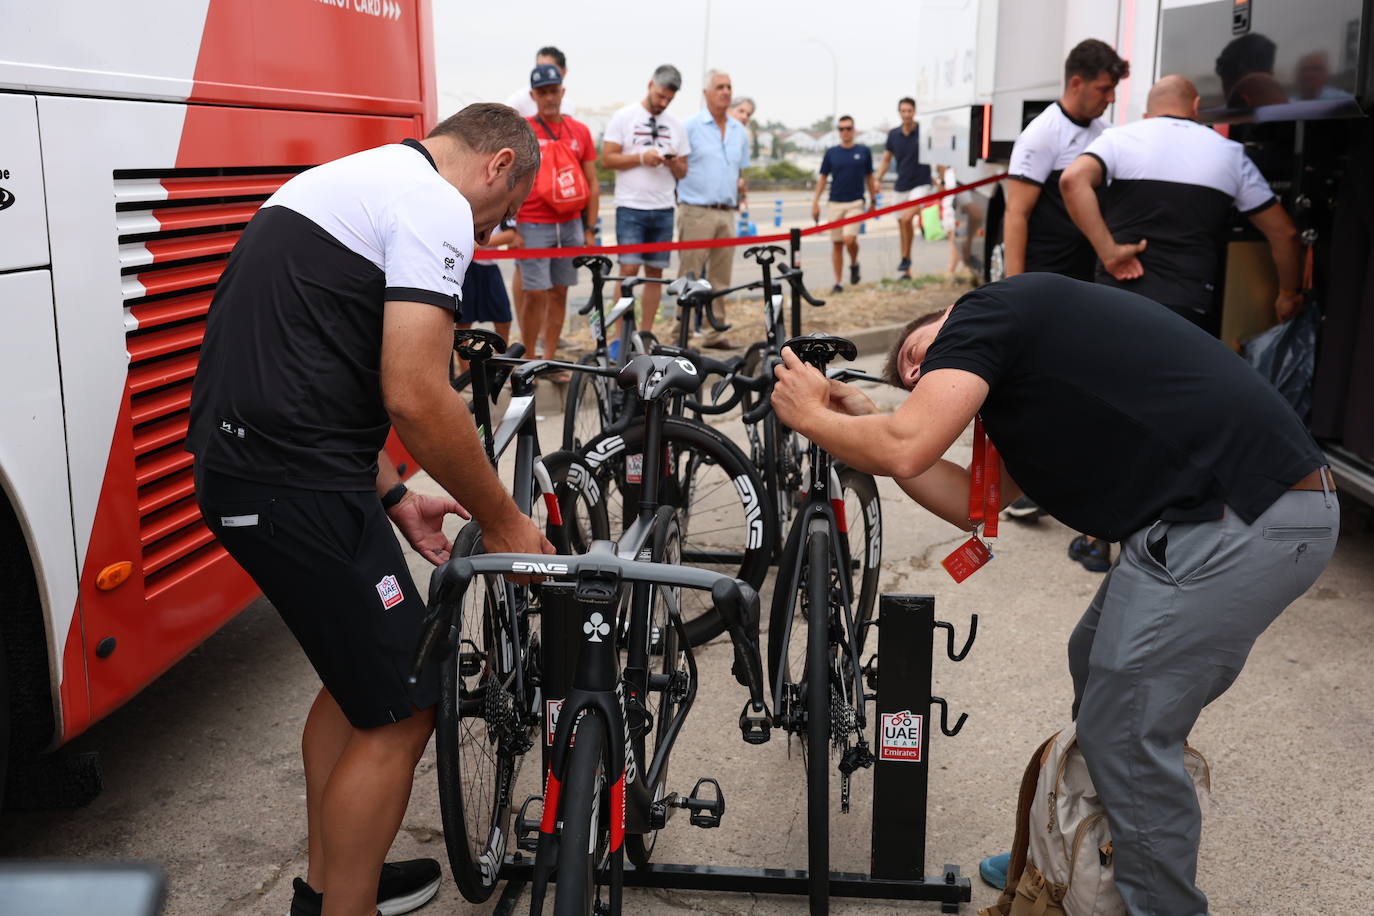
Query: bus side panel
40 99 419 737
190 0 425 117
0 269 85 743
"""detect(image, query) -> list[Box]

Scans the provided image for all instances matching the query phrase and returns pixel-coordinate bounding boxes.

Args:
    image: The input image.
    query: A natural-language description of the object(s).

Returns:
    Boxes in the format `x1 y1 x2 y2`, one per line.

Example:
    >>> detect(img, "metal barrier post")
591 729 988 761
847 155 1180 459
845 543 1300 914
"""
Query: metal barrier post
870 593 934 879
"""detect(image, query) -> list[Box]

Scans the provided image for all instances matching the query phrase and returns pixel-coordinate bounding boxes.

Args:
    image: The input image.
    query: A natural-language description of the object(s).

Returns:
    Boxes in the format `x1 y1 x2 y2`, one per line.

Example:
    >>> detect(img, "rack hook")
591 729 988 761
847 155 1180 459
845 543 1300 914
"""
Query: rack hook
929 696 968 737
933 614 978 662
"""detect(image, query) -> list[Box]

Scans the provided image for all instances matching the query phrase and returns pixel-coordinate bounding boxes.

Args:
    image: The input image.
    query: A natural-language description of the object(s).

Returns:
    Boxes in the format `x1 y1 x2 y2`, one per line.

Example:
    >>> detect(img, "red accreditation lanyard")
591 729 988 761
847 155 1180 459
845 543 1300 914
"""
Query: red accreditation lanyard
942 415 1000 583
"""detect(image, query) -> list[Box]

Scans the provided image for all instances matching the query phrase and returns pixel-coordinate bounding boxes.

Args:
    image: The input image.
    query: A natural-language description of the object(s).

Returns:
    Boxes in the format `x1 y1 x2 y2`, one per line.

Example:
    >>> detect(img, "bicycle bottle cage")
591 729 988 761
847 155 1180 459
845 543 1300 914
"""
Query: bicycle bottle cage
616 354 704 401
782 333 858 369
452 327 508 360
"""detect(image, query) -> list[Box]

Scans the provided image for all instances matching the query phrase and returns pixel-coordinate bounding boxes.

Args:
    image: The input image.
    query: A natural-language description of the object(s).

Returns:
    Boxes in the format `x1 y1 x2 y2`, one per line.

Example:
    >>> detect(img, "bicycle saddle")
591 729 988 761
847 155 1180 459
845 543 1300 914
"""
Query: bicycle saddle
453 327 507 360
782 333 858 369
666 274 712 299
742 244 786 264
616 354 704 402
573 254 613 274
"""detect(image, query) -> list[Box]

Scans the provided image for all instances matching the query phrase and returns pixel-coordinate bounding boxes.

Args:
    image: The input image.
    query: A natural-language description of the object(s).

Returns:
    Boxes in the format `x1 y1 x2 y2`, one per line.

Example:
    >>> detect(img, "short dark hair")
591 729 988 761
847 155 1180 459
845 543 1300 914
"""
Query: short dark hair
898 97 916 109
882 310 947 389
838 115 854 126
1064 38 1129 85
537 46 567 71
429 103 541 187
652 64 682 92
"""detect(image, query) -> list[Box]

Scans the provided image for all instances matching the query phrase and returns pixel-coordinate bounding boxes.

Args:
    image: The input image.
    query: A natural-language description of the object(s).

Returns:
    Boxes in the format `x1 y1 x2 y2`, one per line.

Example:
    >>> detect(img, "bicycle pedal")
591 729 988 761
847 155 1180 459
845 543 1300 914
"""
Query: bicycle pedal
648 792 680 830
838 743 875 777
685 777 725 828
738 700 772 745
515 794 544 851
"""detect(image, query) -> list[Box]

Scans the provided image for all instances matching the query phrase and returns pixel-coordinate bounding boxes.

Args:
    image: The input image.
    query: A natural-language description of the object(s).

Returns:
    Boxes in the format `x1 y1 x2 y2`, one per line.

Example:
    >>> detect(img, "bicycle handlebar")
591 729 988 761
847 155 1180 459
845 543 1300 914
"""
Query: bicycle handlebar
409 541 771 715
775 263 826 307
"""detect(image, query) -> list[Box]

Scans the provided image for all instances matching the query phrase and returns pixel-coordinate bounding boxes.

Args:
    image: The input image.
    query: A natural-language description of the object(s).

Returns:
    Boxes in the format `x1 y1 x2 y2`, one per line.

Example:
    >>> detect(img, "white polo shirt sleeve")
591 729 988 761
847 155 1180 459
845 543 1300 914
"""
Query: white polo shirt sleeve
382 186 474 309
1082 130 1117 182
1008 118 1056 186
1234 151 1278 215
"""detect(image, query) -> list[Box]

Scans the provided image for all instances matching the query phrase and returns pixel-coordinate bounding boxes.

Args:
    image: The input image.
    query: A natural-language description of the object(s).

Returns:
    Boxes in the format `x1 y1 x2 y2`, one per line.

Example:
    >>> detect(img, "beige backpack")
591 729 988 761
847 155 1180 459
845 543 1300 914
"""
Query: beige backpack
979 724 1210 916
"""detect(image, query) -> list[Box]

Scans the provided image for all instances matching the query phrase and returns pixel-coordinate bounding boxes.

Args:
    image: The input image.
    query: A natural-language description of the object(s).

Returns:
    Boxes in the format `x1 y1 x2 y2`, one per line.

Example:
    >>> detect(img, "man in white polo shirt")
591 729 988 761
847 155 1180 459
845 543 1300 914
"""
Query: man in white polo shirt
601 64 691 332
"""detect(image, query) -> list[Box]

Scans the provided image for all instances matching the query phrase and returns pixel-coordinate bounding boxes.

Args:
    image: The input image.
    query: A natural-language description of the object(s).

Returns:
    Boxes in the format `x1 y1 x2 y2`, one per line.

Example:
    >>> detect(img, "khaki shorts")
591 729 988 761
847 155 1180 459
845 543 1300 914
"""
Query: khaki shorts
826 200 865 240
677 204 736 287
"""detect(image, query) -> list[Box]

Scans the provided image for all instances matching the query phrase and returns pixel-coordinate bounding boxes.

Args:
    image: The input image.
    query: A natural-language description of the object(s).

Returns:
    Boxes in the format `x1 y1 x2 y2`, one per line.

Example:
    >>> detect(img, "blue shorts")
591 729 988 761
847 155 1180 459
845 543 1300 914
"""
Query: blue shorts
615 206 674 269
458 263 512 323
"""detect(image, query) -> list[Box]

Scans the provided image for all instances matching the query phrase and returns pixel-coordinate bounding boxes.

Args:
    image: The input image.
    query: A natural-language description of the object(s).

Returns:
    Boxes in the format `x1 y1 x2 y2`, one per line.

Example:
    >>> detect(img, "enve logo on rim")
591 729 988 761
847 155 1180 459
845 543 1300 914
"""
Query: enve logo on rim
0 187 16 211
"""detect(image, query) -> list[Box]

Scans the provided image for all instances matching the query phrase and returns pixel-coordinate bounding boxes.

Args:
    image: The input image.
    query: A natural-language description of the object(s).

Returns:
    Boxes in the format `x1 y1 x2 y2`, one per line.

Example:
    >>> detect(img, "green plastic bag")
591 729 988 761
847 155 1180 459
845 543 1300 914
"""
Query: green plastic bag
921 204 946 241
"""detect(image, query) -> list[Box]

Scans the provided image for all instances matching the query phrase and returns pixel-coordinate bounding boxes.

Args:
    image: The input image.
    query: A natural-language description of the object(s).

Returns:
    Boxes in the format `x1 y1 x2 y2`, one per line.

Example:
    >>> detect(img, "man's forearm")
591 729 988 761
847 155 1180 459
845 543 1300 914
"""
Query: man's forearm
375 448 401 497
894 458 1024 530
1062 179 1116 261
389 396 522 528
1002 211 1028 276
1267 228 1302 291
791 407 936 480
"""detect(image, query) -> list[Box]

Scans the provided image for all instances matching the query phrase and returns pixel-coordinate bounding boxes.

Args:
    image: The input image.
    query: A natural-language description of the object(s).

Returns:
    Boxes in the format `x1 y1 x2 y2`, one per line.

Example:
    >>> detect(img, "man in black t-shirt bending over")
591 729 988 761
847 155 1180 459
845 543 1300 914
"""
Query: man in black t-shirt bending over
771 273 1337 916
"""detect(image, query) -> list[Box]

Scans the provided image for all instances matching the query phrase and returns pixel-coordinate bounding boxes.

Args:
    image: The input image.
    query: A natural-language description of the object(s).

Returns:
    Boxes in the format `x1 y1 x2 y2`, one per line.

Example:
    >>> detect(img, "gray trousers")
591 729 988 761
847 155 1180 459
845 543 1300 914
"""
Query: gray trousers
1068 488 1339 915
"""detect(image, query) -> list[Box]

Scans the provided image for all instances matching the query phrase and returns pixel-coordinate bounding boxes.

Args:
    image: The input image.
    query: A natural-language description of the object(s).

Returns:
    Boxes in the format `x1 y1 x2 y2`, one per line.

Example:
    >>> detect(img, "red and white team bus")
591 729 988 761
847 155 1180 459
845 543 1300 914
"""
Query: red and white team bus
0 0 434 804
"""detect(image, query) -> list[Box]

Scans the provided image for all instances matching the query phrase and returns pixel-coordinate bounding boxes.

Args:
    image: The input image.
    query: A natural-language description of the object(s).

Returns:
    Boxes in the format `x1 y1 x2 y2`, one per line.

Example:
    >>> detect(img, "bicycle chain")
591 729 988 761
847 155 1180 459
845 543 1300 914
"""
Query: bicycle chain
830 683 856 748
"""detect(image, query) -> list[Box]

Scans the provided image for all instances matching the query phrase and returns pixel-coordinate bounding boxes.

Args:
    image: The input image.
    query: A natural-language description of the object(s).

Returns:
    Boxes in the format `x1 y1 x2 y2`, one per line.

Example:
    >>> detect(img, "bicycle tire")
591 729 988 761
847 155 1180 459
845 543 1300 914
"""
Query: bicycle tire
577 418 776 647
553 712 613 916
563 353 613 452
804 520 832 914
624 507 686 866
838 468 882 656
538 450 611 554
435 522 521 904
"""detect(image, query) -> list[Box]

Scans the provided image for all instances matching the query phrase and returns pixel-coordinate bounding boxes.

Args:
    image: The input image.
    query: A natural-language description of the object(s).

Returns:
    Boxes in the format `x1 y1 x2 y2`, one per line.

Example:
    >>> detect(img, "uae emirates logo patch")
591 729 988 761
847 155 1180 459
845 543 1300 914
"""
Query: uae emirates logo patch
375 574 404 609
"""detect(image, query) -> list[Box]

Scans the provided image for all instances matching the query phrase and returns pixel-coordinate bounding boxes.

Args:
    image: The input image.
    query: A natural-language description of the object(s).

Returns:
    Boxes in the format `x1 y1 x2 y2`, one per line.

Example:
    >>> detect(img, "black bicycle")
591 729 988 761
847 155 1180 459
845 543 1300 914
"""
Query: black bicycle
764 334 884 916
434 330 610 903
411 353 774 916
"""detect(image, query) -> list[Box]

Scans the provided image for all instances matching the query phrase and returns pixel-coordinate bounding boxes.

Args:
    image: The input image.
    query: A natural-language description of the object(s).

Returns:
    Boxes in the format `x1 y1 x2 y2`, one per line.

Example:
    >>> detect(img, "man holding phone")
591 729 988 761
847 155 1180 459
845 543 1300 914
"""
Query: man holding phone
601 65 690 331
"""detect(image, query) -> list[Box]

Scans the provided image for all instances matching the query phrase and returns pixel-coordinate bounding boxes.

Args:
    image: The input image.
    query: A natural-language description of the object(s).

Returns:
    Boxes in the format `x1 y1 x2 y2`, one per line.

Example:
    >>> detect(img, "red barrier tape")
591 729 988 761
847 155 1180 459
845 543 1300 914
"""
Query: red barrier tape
472 173 1007 261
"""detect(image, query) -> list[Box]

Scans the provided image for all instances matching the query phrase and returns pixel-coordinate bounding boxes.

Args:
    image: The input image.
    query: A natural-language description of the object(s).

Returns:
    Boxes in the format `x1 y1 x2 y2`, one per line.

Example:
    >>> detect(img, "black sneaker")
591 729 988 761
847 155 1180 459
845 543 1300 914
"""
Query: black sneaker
896 257 912 273
831 283 844 294
1068 535 1112 572
1004 495 1044 523
289 859 442 916
850 263 861 285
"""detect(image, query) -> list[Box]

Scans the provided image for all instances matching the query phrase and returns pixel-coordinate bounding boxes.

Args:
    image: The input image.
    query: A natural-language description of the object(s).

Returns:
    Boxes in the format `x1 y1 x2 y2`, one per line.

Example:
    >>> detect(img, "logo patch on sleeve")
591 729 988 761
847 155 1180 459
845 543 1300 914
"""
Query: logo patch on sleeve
375 575 405 609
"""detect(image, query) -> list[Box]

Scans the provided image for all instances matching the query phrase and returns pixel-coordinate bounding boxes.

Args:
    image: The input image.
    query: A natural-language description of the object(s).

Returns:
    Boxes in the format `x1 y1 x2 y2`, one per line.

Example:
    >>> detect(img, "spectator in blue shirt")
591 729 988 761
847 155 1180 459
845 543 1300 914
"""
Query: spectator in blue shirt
875 97 934 277
678 69 751 349
812 115 878 293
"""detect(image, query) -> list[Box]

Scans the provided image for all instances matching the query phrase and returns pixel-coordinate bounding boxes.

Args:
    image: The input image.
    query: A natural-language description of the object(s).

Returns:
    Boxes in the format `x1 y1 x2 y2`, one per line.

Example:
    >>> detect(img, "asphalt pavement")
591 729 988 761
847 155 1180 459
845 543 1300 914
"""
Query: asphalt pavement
3 349 1371 916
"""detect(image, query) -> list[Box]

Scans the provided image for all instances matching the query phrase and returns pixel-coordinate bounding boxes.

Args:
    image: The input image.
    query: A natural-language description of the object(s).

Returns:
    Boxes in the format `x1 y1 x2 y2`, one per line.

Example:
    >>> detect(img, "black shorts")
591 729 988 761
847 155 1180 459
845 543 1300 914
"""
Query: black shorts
458 263 512 324
196 466 440 728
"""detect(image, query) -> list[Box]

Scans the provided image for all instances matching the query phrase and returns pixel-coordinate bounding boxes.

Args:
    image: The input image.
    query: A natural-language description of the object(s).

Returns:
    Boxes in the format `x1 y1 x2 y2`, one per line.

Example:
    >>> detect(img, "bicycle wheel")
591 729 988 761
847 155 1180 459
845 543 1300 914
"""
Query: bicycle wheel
536 450 610 554
624 507 687 866
838 467 881 656
802 521 832 914
578 418 776 646
553 712 614 916
563 352 614 452
434 522 526 903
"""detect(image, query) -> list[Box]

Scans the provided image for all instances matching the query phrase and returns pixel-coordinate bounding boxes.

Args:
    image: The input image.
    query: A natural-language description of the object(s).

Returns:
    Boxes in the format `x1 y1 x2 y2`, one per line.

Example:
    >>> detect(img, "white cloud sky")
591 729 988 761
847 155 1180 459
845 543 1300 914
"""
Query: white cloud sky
433 0 923 131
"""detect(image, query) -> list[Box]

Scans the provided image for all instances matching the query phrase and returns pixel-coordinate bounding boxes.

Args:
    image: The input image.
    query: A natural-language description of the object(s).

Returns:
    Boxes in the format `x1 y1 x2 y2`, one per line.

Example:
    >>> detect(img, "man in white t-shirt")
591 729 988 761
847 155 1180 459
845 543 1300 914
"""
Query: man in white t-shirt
504 45 575 118
600 64 691 331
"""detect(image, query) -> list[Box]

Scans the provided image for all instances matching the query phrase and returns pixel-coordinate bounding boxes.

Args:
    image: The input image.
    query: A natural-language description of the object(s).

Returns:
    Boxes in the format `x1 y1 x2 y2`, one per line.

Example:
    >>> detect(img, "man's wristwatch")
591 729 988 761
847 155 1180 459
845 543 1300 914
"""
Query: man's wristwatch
381 482 408 510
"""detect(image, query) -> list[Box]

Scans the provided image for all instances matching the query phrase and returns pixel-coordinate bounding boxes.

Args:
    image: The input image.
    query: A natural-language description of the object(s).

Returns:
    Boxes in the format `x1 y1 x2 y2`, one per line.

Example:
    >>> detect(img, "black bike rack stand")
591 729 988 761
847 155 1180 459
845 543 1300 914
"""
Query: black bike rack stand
494 591 975 914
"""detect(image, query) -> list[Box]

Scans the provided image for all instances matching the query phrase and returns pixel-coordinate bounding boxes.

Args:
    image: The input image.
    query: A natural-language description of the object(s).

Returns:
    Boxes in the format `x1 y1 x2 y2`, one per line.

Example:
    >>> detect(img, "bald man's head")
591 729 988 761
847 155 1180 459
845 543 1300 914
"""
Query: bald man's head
1146 75 1200 119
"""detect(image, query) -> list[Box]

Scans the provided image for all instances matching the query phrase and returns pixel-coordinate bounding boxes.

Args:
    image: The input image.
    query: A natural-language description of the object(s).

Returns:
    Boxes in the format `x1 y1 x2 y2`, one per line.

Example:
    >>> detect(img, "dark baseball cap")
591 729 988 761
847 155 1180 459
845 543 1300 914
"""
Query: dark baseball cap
530 64 563 88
